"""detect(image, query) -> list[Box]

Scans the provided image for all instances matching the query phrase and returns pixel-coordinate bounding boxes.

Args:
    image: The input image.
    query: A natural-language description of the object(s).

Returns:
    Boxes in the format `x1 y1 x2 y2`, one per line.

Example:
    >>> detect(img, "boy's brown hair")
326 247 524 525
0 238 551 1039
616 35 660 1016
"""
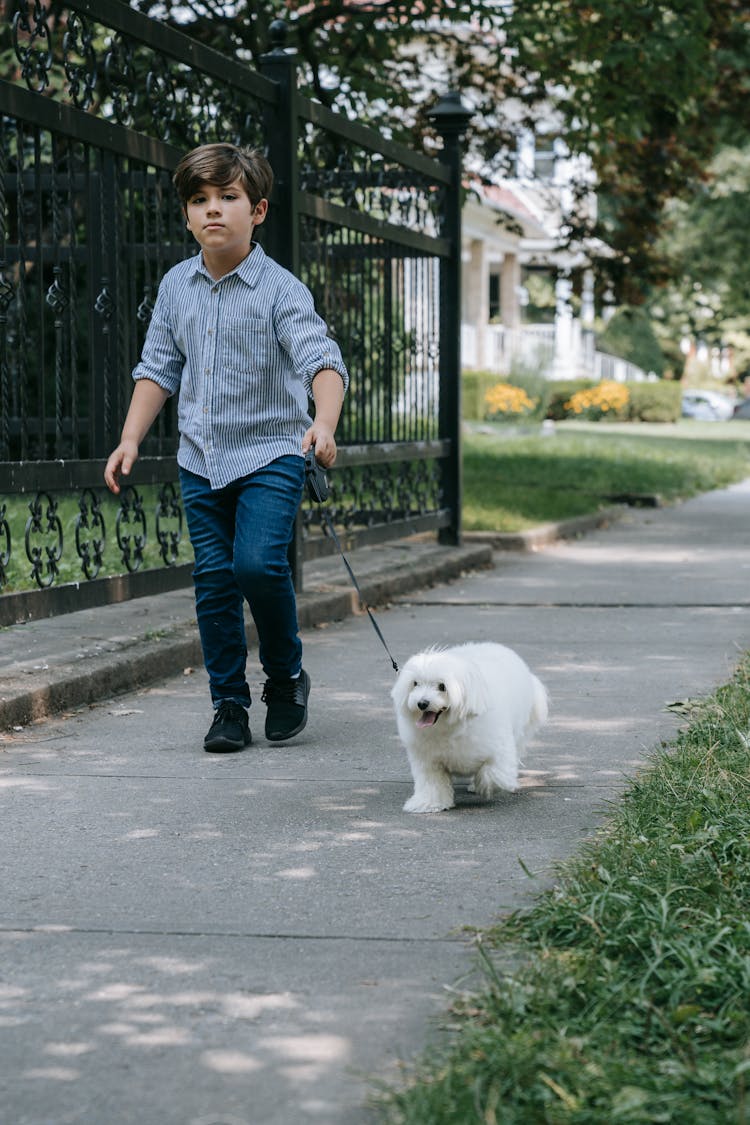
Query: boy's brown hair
172 143 273 208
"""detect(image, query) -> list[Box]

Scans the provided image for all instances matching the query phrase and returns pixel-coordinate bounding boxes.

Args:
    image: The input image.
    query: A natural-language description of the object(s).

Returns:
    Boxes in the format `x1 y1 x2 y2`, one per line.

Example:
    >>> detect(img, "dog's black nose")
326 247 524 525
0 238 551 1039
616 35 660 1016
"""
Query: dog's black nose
417 699 429 711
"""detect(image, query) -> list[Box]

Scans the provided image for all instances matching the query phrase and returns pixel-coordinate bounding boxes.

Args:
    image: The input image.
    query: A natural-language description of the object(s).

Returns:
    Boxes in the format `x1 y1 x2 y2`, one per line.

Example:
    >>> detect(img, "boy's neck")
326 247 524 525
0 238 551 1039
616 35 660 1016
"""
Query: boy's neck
201 242 254 282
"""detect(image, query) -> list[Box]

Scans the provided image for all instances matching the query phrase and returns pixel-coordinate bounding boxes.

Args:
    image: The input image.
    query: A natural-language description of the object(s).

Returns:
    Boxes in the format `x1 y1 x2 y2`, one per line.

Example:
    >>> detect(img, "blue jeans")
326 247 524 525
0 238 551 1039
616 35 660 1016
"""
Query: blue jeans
179 457 304 708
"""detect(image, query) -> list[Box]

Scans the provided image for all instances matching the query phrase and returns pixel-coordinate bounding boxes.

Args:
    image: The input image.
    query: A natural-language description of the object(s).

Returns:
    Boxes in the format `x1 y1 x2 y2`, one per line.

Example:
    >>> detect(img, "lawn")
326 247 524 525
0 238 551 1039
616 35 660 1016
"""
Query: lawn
462 419 750 531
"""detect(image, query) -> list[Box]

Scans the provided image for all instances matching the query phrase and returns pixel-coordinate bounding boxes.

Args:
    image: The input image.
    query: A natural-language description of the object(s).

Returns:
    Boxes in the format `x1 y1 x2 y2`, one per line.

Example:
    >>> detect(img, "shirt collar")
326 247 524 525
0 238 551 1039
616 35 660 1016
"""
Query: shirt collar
189 242 266 288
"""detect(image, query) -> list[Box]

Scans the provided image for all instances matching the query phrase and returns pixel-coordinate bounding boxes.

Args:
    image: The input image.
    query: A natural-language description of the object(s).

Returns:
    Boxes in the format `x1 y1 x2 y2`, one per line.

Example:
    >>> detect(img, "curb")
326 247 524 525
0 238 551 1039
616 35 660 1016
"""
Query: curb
464 505 626 551
1 542 493 731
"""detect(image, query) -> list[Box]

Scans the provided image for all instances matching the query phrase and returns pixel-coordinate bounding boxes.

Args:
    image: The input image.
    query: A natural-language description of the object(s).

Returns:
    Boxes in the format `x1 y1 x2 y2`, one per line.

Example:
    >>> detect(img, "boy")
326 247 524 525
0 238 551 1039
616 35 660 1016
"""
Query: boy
104 143 348 752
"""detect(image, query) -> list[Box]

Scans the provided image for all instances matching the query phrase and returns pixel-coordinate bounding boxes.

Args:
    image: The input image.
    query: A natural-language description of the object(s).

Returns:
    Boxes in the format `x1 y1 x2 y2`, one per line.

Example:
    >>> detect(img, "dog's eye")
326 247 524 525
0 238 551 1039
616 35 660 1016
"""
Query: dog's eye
438 682 446 692
413 681 418 688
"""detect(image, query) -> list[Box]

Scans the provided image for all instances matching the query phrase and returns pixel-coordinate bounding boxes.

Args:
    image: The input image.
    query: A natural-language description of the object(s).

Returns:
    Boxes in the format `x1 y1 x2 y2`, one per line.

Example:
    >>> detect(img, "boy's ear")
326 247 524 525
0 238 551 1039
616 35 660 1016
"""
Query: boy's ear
252 198 269 225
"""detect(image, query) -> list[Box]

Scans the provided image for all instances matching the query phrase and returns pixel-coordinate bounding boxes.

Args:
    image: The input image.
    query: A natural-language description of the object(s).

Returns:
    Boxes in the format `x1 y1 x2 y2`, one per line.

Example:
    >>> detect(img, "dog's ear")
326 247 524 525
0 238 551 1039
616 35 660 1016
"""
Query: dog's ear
444 667 472 720
444 657 488 720
390 665 412 710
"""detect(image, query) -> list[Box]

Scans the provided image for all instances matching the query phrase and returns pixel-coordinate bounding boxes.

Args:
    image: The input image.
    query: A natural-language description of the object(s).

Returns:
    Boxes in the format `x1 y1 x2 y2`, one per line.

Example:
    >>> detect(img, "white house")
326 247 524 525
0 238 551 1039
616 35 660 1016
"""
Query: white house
461 133 652 383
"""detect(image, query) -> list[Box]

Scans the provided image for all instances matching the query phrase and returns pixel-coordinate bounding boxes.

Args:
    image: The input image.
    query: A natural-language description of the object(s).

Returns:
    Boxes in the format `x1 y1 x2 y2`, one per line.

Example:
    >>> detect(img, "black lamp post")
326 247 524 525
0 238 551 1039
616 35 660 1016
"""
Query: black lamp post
427 91 472 546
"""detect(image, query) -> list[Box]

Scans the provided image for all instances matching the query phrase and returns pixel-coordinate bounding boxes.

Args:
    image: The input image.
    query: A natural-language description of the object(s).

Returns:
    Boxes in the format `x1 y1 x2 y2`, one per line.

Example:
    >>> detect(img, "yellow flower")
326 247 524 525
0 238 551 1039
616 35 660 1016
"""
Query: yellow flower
564 381 629 418
484 382 537 419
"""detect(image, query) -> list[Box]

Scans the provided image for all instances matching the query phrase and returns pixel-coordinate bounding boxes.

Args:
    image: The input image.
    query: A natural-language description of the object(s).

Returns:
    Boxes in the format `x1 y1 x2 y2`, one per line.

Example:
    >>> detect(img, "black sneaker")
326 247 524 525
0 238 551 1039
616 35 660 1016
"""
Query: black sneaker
262 669 311 742
204 700 251 753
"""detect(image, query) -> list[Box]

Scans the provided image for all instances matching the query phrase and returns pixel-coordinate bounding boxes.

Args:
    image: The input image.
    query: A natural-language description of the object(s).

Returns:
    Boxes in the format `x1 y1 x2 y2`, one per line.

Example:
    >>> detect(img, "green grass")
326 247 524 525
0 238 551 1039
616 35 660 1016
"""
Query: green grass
378 658 750 1124
463 419 750 532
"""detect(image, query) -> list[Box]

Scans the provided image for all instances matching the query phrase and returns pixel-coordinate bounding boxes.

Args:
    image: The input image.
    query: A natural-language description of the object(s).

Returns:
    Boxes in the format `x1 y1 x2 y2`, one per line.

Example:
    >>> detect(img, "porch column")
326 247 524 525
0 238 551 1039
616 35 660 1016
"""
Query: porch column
552 275 576 379
463 238 488 369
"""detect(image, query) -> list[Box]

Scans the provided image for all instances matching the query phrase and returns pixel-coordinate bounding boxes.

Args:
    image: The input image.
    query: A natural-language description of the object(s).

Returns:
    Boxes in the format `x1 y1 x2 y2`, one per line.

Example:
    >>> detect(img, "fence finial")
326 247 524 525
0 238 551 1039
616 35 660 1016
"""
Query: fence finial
268 19 288 54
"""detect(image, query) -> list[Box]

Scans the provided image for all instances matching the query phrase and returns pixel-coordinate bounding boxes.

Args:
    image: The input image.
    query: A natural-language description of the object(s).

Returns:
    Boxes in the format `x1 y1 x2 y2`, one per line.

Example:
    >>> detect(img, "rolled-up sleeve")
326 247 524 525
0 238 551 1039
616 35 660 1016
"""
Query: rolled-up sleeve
132 279 185 395
273 278 349 398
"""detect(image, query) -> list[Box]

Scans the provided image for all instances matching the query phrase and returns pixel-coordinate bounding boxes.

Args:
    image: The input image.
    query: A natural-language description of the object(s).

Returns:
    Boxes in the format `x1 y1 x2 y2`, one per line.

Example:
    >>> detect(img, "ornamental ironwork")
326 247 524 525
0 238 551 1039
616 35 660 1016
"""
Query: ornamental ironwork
155 481 183 566
75 488 106 580
25 491 63 588
1 0 465 612
115 484 147 573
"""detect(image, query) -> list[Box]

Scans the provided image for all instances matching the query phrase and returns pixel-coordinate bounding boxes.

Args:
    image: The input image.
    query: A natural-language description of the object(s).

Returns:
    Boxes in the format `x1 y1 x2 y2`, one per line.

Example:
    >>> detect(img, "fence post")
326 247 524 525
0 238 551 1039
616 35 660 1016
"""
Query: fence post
258 20 300 277
259 20 305 591
427 92 472 546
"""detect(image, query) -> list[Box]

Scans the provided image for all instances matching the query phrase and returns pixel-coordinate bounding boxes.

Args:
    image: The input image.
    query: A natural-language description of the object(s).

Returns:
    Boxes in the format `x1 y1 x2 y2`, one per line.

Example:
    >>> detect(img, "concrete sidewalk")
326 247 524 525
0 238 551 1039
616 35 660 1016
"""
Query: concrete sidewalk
0 507 622 732
1 484 750 1125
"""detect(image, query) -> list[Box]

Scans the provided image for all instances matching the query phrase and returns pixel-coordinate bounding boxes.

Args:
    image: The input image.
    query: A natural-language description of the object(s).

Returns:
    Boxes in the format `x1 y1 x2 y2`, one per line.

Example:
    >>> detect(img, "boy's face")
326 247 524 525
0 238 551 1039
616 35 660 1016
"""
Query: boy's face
184 178 267 265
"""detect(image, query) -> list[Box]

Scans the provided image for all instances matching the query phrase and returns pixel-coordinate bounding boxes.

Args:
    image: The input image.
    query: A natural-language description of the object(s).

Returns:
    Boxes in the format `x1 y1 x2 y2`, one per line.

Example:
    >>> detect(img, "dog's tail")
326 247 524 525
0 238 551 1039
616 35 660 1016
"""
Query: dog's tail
528 674 549 733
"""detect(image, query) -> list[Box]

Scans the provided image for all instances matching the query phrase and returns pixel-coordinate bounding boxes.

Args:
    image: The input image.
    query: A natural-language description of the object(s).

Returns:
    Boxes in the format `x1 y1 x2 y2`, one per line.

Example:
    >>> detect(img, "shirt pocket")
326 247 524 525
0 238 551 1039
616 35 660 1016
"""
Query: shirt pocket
221 317 271 373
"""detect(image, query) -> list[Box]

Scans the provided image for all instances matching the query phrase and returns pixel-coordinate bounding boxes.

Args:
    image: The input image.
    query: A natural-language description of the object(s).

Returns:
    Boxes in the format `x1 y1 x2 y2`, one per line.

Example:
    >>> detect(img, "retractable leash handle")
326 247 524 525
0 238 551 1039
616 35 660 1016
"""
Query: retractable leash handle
304 446 400 674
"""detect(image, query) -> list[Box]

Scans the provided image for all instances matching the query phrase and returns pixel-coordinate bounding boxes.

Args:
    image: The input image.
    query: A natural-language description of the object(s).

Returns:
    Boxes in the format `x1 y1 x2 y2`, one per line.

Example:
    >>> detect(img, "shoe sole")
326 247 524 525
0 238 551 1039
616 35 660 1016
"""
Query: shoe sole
204 732 252 754
265 671 310 742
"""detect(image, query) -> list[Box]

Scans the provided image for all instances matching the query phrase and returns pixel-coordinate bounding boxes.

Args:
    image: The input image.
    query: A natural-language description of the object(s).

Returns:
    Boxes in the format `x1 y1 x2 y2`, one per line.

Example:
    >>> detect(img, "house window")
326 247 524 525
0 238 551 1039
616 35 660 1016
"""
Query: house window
534 134 558 181
489 273 501 321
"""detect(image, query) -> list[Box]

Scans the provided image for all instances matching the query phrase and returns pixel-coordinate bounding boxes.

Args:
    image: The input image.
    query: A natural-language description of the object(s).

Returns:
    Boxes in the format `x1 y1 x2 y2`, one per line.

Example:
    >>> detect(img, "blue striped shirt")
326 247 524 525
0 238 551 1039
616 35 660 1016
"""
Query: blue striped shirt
132 242 349 489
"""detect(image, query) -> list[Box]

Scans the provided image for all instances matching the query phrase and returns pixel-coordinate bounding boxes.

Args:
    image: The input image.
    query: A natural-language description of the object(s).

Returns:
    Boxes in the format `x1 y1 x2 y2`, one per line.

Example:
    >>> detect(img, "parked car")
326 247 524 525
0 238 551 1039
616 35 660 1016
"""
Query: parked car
732 397 750 419
681 389 736 421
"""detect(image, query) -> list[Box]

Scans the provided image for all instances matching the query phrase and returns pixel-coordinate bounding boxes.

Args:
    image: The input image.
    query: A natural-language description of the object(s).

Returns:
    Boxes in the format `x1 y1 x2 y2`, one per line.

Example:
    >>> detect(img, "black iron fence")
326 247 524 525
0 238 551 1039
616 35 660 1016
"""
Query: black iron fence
0 2 469 626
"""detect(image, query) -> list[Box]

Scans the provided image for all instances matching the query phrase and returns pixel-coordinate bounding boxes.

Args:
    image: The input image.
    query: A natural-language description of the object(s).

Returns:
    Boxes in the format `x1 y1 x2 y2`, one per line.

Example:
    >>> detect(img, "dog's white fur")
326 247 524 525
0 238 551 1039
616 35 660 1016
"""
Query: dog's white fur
391 642 548 813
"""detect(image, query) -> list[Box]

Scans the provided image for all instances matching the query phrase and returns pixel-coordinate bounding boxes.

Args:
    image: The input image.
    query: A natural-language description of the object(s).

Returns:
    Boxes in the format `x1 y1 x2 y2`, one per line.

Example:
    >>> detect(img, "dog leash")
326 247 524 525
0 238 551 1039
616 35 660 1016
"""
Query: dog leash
305 448 400 674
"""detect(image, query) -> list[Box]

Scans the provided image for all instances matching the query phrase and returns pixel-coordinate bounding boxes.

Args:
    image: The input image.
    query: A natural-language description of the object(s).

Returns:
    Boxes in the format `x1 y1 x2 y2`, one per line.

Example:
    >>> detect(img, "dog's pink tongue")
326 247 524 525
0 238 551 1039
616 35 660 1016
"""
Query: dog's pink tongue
417 711 438 728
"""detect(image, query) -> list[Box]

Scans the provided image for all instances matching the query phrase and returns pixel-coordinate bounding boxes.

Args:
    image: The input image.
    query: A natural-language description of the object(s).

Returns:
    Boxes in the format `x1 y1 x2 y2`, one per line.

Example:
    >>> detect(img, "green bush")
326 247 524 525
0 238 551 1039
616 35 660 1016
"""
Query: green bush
465 372 681 424
462 370 501 420
628 380 682 422
598 306 666 376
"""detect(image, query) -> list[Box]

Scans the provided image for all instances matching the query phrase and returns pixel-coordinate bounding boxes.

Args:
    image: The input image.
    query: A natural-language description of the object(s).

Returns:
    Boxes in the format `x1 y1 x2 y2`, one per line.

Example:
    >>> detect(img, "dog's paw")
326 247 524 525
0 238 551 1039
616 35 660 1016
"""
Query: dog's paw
403 792 455 813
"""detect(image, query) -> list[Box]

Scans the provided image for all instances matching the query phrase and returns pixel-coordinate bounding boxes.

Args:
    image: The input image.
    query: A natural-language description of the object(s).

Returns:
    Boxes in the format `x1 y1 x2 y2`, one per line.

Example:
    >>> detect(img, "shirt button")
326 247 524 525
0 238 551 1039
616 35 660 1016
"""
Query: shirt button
205 368 210 375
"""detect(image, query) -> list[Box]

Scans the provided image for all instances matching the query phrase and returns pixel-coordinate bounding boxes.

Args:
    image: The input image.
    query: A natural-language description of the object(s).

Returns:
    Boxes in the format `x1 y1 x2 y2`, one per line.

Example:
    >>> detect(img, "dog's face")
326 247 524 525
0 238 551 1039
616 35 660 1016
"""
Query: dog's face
391 650 471 729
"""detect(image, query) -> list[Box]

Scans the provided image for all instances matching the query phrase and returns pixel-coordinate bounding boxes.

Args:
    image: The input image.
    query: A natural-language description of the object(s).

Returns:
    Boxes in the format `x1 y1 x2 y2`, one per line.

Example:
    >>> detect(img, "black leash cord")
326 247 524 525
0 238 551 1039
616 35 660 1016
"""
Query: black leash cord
320 509 400 674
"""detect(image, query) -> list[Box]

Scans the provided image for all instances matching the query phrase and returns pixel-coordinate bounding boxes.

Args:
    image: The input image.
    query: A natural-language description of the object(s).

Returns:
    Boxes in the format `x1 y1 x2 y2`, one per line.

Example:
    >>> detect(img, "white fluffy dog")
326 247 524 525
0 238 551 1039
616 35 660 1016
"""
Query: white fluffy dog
391 642 548 813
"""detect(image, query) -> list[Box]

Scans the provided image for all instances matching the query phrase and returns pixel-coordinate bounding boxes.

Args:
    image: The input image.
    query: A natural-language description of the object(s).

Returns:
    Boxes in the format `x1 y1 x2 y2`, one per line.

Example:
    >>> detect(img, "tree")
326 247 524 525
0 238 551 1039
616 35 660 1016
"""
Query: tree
502 0 750 300
127 0 750 303
649 142 750 378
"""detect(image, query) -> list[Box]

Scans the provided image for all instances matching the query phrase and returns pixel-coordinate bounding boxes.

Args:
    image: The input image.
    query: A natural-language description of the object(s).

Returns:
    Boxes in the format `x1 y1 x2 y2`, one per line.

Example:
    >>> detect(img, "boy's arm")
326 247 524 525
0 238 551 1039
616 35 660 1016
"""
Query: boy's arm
272 279 348 468
303 368 346 468
104 378 170 494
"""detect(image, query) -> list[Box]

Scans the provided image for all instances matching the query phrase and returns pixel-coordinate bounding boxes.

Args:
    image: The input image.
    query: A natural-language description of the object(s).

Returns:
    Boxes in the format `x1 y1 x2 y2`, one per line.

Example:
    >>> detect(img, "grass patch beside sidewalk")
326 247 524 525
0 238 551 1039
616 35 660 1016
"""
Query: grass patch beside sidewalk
378 656 750 1124
463 420 750 531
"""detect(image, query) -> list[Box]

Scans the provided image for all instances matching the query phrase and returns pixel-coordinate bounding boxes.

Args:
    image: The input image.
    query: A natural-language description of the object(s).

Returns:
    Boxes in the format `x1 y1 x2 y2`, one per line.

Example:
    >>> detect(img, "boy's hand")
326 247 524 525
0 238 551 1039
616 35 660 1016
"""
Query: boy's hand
302 424 337 468
104 440 139 494
103 379 168 493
